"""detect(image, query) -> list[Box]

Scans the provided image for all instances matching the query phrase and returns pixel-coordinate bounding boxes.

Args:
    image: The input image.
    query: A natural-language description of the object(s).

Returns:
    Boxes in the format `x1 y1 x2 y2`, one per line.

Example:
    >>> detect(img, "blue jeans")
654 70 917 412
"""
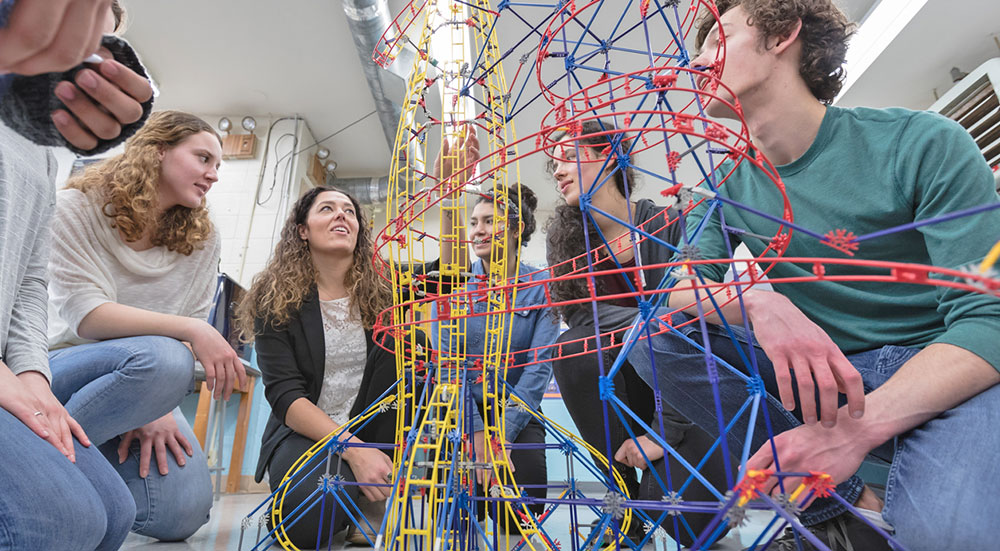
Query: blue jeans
0 407 135 550
49 336 213 541
628 312 1000 550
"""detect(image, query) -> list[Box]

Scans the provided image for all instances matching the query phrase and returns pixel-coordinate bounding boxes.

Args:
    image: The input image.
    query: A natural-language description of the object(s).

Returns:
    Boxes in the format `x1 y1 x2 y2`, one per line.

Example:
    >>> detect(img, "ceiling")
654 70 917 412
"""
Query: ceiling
121 0 997 205
122 0 399 177
837 0 1000 109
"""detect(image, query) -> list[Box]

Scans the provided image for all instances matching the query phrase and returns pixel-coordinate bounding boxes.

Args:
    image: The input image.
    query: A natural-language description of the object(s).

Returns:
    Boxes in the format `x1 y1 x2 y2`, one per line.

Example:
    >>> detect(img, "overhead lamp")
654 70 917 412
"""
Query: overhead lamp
325 160 338 173
316 147 331 160
241 116 257 133
219 115 258 160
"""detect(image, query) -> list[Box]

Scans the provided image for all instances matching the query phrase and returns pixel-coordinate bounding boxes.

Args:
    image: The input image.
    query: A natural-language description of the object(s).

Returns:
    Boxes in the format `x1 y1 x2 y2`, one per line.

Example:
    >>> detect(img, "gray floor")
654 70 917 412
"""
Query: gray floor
121 493 780 551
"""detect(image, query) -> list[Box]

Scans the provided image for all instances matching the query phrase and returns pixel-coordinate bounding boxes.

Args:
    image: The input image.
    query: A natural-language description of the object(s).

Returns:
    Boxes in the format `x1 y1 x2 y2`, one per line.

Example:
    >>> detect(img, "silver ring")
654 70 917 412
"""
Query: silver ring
33 411 43 416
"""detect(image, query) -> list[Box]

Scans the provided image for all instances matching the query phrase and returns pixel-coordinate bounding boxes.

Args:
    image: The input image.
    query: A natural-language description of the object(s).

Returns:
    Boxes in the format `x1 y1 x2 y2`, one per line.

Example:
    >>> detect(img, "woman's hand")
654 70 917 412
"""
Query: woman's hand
614 434 664 469
472 430 514 487
52 46 154 151
117 412 194 478
6 368 90 462
343 446 394 502
434 132 480 192
186 319 248 400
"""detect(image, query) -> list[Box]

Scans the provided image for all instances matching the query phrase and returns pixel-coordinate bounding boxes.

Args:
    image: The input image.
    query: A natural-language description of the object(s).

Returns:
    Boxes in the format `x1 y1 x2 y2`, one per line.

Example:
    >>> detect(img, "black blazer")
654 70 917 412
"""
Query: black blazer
253 288 396 482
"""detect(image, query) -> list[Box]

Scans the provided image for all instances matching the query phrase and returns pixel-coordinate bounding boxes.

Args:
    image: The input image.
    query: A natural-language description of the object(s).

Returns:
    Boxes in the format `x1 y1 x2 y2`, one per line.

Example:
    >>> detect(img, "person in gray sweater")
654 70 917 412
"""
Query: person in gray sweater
0 3 153 549
0 120 135 551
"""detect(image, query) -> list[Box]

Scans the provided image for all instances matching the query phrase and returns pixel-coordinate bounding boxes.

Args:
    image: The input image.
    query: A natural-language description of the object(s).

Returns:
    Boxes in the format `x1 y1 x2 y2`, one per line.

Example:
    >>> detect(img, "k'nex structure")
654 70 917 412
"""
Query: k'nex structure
241 1 1000 550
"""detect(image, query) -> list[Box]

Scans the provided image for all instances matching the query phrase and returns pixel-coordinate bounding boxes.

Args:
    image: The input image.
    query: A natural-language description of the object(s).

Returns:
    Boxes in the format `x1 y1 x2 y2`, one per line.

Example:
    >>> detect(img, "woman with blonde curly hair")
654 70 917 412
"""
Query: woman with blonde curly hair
46 110 246 542
237 185 399 548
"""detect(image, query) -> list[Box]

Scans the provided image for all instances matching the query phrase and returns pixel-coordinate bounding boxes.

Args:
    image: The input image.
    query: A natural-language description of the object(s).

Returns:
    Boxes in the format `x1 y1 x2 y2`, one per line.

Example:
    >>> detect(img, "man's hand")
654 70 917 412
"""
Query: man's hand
0 0 110 76
614 434 664 469
746 406 876 498
342 446 394 503
118 412 194 478
186 319 248 400
745 290 865 426
52 47 154 151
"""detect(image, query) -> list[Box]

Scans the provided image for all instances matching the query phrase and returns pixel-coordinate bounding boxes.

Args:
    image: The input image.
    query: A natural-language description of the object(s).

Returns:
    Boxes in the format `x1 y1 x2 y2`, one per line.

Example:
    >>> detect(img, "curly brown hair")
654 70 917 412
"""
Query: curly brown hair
544 120 638 320
65 110 218 255
475 183 538 246
697 0 854 104
236 186 392 338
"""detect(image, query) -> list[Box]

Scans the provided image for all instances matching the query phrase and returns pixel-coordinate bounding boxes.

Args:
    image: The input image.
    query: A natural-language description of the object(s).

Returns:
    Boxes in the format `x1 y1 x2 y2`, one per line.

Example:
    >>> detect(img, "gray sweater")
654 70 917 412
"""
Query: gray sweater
0 122 56 381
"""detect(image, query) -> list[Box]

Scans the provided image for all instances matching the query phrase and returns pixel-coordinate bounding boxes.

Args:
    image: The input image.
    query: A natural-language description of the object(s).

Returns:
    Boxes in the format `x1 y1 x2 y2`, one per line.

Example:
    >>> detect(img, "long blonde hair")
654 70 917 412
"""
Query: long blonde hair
65 110 218 256
236 186 391 338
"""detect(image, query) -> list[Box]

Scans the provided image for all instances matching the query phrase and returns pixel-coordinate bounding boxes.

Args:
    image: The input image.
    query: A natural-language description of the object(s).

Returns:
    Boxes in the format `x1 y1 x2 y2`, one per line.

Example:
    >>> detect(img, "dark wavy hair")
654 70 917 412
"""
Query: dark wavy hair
476 183 538 246
237 186 391 337
544 120 637 320
697 0 854 104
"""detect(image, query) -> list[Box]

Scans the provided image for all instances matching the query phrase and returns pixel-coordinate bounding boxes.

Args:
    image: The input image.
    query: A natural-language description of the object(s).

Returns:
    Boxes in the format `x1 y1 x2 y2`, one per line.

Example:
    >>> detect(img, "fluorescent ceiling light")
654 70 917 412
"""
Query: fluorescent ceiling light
836 0 929 102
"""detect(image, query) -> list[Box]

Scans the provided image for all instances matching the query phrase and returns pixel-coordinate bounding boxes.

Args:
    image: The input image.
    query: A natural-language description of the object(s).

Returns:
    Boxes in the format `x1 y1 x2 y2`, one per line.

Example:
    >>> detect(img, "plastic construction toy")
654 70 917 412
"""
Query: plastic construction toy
241 2 1000 550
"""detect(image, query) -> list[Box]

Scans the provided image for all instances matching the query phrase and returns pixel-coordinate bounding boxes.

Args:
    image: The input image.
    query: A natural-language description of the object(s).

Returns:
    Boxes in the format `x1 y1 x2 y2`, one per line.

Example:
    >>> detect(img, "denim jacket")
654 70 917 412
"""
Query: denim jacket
431 259 559 440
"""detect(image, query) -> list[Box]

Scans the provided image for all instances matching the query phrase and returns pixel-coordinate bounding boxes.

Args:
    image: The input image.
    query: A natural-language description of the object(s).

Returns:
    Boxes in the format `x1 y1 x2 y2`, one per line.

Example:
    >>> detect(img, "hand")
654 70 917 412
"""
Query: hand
4 368 90 462
343 446 394 502
186 319 248 400
614 434 664 469
472 430 513 487
51 46 154 151
745 290 865 427
118 412 194 478
434 131 480 194
18 371 91 462
0 0 109 75
746 409 875 500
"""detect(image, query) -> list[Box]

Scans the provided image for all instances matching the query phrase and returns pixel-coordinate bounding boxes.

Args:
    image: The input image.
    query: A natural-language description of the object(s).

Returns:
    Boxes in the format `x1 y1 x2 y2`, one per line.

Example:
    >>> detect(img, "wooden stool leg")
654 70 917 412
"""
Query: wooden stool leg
193 381 212 448
226 376 256 493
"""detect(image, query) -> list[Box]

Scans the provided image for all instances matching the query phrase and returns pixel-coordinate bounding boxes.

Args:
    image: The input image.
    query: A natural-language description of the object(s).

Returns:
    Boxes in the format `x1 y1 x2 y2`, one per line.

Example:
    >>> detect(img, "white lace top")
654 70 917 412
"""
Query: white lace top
314 297 367 425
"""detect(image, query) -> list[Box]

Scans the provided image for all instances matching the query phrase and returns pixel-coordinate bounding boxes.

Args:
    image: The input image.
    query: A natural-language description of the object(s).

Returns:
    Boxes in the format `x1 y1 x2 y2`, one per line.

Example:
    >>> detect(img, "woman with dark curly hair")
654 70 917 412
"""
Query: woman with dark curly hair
236 186 398 548
429 178 558 522
544 119 729 545
46 110 245 542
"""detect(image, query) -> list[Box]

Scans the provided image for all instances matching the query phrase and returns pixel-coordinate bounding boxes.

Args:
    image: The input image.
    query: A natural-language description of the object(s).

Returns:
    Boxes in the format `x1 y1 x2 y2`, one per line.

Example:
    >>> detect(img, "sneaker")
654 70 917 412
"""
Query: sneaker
757 513 893 551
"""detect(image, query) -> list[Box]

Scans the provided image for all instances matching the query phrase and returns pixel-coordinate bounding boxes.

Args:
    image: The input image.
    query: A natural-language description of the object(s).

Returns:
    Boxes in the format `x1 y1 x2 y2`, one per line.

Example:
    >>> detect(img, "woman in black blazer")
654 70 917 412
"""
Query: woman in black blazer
237 186 400 548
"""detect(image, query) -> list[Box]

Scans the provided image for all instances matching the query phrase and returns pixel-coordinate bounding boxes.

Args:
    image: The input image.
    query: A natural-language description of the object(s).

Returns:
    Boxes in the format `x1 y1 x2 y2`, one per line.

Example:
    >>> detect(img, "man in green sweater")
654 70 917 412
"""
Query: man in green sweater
626 1 1000 550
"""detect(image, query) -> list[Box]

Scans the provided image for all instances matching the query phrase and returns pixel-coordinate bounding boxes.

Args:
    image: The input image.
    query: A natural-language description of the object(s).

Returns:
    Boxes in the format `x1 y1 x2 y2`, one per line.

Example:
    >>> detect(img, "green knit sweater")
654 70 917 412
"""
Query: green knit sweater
687 105 1000 370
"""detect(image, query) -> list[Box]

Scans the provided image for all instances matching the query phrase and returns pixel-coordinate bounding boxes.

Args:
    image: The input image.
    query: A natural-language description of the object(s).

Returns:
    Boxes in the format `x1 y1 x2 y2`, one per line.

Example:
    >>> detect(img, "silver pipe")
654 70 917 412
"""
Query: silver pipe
329 175 391 204
342 0 421 204
342 0 402 150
